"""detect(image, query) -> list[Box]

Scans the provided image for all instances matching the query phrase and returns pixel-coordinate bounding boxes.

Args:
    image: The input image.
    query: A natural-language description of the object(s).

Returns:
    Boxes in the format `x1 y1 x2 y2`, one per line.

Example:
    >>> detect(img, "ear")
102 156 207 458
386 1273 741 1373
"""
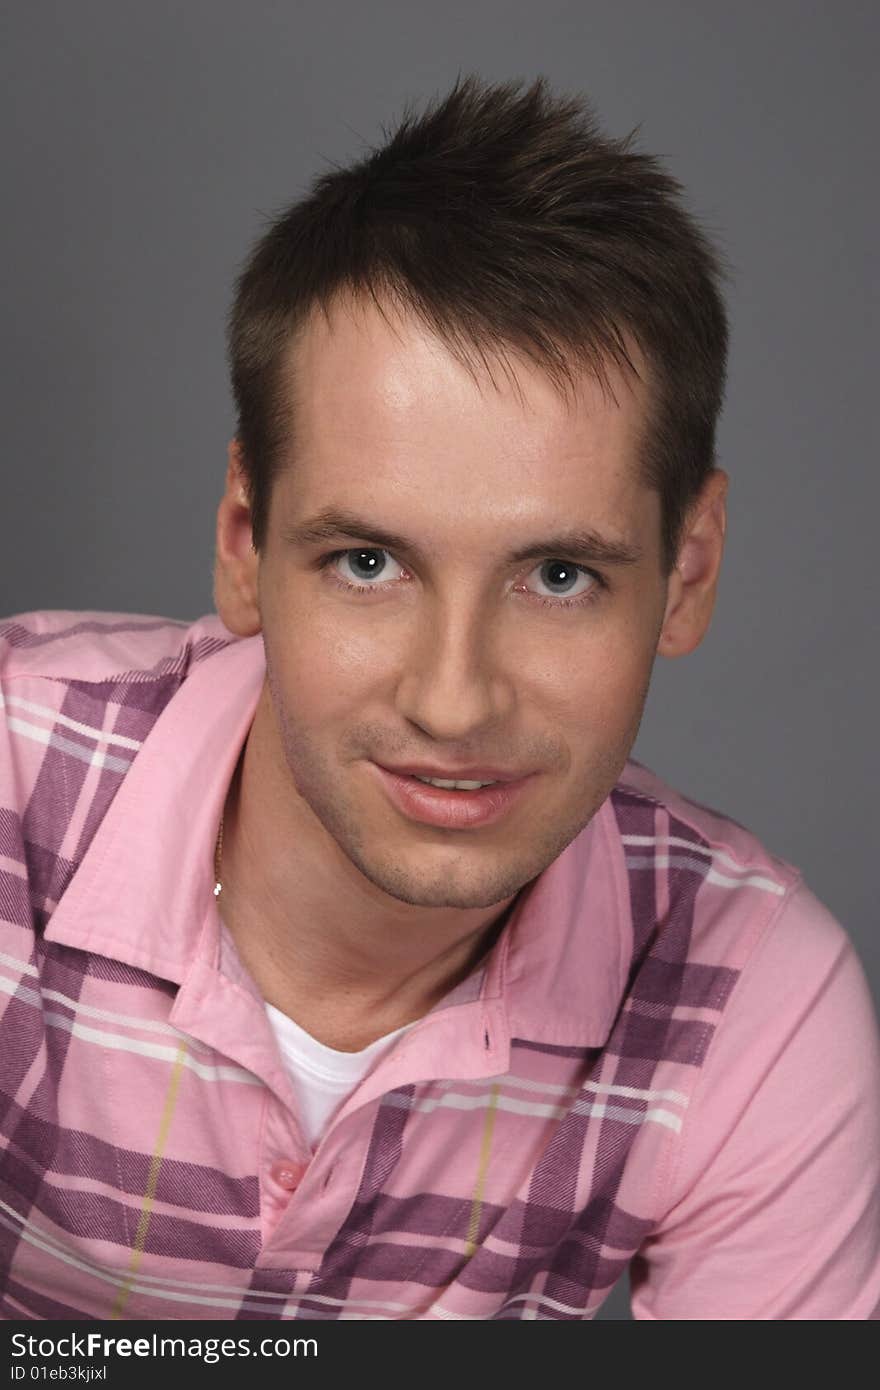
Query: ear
656 469 728 658
213 440 262 636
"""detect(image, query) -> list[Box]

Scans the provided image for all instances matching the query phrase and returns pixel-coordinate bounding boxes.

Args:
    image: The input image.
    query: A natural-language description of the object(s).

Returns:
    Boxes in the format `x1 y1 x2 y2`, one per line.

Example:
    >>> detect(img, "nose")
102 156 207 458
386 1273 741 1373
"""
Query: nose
394 593 515 742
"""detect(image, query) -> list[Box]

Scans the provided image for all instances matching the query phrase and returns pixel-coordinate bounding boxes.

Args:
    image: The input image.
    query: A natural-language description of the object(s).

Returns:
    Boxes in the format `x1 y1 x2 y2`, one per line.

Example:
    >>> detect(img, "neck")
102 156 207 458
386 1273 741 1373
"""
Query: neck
214 683 518 1052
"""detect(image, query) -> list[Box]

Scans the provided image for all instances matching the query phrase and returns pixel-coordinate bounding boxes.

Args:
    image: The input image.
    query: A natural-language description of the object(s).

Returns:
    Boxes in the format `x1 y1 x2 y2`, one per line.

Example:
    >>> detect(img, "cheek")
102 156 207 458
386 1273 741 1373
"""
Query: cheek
549 627 656 737
557 616 655 684
262 586 395 721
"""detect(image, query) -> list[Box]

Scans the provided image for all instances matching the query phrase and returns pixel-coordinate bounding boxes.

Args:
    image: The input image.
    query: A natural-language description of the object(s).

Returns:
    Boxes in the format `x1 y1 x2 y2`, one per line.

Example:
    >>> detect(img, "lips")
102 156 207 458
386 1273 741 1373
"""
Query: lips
377 763 527 783
370 762 536 829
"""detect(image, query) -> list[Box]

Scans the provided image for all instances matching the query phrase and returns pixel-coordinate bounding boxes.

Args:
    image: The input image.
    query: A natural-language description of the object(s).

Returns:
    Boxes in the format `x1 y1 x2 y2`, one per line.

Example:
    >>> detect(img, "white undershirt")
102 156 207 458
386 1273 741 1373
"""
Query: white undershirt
265 1003 413 1150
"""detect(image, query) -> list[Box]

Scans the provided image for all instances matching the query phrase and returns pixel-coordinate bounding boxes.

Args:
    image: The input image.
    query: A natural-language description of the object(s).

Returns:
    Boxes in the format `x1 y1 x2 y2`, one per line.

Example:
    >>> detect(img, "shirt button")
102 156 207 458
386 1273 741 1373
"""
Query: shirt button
270 1159 308 1192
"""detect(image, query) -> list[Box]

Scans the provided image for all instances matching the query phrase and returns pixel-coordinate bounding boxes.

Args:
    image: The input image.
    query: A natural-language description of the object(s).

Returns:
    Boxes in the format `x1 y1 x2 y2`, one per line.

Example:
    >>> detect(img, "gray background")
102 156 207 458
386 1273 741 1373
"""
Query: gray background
2 1 877 1320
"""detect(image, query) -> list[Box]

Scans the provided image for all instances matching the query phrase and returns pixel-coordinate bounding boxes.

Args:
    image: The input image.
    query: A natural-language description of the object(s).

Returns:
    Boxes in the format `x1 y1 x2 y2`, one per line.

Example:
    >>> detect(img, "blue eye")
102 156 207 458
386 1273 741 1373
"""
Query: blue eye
528 560 598 602
345 549 387 579
537 560 581 594
332 548 404 586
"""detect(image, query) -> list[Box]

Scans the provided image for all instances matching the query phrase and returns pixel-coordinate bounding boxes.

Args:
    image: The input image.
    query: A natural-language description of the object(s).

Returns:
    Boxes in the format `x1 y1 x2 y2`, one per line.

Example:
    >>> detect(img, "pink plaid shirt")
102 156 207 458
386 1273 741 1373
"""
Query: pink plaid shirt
1 610 879 1319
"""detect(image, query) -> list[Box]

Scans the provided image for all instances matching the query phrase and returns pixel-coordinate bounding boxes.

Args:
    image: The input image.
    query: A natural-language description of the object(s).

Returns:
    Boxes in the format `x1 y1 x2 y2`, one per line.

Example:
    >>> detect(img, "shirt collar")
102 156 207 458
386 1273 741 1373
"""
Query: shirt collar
45 627 631 1051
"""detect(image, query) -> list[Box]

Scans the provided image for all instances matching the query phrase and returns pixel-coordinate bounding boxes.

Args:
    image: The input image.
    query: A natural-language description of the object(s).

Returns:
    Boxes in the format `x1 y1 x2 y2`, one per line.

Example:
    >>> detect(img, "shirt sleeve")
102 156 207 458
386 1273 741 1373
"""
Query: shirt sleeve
629 878 880 1319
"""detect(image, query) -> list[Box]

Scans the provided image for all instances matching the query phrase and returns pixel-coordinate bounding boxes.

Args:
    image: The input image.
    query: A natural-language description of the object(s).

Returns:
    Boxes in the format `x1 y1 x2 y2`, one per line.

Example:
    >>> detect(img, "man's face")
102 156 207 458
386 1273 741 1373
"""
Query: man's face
253 296 670 911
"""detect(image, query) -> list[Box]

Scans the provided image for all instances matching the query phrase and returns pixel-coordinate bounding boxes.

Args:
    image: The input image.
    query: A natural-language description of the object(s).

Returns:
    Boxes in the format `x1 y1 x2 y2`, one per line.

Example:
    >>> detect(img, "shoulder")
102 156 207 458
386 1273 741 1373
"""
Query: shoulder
0 609 243 928
613 756 801 891
0 609 236 684
610 758 874 1137
0 607 239 788
609 757 818 974
602 758 862 1081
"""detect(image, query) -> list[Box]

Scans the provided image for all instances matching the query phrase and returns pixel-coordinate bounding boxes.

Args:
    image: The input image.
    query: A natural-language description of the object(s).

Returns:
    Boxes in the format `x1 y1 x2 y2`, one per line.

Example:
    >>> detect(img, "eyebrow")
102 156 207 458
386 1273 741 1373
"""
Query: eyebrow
281 508 644 569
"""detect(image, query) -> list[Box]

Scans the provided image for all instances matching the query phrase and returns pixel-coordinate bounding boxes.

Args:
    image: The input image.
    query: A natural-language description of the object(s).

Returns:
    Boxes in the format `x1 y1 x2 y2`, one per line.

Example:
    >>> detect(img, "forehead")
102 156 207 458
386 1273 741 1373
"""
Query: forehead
274 294 658 548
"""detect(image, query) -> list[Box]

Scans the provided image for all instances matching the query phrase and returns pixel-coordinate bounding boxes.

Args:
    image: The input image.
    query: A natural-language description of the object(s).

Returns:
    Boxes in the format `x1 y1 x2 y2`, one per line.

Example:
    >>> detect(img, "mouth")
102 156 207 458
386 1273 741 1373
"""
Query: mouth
370 763 536 830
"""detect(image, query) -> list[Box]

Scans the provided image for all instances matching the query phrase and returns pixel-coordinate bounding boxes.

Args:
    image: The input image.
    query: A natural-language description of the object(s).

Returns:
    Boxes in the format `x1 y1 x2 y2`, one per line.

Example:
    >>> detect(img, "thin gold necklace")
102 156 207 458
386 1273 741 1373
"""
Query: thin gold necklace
213 812 224 898
214 749 245 899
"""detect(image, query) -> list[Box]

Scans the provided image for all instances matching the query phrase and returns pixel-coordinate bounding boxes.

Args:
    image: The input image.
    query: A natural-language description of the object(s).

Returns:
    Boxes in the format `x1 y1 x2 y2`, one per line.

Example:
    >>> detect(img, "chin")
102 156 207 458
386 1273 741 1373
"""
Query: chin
349 830 568 910
346 844 528 910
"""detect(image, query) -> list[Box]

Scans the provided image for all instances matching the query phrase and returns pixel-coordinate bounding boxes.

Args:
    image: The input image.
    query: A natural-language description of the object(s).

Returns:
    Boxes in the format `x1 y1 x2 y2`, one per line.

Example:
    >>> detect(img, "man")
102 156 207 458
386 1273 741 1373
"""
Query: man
1 76 878 1321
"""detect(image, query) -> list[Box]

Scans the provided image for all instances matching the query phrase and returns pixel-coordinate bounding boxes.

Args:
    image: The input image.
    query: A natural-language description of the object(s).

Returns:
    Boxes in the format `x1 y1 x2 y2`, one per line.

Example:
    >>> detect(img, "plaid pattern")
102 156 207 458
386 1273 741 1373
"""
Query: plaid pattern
0 610 875 1320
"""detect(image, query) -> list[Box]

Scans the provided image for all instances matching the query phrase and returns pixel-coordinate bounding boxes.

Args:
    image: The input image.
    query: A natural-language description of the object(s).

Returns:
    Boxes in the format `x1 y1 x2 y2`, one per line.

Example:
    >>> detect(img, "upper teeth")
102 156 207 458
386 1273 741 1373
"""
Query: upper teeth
414 777 498 790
